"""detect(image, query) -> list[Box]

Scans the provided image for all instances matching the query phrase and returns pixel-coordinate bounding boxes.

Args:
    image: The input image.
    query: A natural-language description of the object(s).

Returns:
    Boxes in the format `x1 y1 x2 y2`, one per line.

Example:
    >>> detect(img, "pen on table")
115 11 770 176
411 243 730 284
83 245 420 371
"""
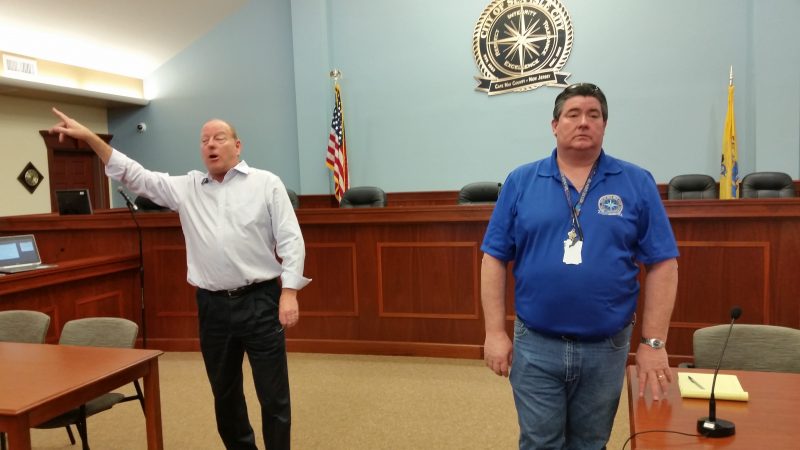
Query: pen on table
688 375 705 390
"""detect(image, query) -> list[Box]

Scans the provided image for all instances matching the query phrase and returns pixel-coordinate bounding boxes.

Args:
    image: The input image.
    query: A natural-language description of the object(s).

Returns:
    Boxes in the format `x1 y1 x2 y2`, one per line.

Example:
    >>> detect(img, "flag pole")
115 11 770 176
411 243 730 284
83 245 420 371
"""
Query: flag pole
326 68 349 203
720 65 739 199
327 69 341 200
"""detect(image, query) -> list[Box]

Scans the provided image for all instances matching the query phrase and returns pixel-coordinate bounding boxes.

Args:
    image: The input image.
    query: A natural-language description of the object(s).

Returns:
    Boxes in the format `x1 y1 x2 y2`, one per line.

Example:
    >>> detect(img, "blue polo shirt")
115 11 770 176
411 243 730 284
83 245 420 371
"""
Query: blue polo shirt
481 149 678 340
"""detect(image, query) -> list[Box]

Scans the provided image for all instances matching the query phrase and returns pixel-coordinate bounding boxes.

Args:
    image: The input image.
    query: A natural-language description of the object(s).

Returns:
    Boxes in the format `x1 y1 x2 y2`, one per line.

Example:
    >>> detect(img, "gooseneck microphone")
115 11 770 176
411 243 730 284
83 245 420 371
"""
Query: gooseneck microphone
118 186 138 211
697 306 742 438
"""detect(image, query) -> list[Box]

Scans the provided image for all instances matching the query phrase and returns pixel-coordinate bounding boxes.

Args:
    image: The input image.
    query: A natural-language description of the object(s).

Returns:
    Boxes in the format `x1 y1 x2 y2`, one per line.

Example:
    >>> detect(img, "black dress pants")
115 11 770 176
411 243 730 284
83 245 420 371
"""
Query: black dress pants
196 280 290 450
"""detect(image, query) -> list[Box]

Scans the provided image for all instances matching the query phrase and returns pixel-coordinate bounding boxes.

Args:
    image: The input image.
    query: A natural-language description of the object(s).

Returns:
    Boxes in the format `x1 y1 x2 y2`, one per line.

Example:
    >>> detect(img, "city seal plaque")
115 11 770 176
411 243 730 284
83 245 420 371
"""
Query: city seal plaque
473 0 574 95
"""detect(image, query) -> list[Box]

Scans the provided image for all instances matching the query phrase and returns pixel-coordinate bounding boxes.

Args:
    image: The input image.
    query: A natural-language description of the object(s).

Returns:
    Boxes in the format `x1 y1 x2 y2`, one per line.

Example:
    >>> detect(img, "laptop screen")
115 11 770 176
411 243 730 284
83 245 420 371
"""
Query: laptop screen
56 189 93 215
0 234 42 268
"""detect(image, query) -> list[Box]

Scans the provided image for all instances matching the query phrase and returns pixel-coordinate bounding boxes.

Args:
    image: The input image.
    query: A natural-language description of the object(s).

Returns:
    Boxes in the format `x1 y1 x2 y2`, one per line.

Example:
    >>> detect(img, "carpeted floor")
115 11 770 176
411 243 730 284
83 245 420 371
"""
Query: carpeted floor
28 352 630 449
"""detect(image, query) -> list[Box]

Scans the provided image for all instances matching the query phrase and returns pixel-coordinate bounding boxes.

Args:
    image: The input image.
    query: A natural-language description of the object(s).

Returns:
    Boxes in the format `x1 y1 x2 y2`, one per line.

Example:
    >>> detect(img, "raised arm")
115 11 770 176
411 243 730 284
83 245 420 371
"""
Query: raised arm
50 107 113 164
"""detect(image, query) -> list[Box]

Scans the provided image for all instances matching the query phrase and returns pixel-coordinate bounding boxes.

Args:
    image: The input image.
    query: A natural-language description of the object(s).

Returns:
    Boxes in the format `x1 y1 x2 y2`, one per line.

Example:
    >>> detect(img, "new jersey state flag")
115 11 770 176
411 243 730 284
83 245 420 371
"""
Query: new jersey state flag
719 83 739 199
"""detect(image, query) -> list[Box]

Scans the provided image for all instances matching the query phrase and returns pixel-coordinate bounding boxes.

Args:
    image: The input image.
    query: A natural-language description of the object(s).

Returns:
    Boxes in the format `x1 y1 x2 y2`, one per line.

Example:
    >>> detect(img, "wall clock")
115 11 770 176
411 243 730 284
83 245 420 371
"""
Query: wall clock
18 162 43 194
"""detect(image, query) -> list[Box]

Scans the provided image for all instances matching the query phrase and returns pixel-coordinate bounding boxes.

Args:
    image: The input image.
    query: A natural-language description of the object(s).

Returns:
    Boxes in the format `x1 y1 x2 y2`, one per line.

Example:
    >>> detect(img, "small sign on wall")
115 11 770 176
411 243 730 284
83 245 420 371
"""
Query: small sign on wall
2 54 38 77
472 0 574 95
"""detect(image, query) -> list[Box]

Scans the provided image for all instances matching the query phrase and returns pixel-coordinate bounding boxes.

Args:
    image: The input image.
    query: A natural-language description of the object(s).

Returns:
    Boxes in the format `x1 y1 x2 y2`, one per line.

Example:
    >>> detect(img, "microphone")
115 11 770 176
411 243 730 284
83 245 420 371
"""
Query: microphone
697 306 742 438
117 186 138 211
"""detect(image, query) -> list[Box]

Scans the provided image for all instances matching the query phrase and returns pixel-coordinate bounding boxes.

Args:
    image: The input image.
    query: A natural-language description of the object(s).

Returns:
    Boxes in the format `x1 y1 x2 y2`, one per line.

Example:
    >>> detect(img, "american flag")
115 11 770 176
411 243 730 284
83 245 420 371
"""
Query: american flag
326 83 349 202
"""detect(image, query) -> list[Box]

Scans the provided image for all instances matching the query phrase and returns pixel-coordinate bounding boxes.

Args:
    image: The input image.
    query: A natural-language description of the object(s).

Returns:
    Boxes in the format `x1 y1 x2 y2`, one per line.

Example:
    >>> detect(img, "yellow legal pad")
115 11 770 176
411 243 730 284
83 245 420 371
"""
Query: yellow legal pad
677 372 749 402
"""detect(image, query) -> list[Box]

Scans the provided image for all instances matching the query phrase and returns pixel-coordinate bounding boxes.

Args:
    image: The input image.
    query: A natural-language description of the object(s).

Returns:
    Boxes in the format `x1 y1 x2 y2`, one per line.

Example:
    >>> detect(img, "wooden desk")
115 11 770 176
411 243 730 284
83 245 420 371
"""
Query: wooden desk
0 342 164 450
2 198 800 359
626 365 800 449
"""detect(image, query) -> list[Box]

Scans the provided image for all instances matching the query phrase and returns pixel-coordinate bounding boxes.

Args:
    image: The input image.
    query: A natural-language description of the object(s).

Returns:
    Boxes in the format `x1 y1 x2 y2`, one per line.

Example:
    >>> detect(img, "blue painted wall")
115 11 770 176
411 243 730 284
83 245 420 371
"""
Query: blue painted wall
108 0 300 194
108 0 800 204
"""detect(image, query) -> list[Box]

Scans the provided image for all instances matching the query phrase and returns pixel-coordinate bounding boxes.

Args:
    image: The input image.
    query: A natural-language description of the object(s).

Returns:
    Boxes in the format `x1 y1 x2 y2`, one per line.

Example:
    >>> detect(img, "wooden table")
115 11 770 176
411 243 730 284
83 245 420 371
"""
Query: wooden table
626 365 800 449
0 342 164 449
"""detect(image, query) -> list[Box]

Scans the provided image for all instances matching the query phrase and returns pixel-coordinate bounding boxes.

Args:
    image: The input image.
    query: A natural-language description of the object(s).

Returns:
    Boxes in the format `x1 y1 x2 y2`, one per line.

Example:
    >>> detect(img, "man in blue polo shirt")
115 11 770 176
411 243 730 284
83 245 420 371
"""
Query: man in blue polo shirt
481 83 679 449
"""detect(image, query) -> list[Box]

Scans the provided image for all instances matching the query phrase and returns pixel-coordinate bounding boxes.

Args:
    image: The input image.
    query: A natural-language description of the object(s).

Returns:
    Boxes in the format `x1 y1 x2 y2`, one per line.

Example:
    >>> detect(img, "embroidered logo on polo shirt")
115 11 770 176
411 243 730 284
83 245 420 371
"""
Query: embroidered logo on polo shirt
598 195 623 216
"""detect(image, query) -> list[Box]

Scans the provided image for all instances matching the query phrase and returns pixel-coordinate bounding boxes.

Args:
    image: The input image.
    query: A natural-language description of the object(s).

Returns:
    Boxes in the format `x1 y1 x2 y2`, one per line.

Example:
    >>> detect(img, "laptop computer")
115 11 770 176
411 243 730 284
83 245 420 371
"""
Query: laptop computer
56 188 93 215
0 234 56 274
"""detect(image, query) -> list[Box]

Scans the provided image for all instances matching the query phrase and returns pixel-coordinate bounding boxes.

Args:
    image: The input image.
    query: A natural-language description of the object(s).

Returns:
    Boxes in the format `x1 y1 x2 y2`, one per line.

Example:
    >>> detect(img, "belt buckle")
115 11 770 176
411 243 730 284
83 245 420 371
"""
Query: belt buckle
228 287 244 298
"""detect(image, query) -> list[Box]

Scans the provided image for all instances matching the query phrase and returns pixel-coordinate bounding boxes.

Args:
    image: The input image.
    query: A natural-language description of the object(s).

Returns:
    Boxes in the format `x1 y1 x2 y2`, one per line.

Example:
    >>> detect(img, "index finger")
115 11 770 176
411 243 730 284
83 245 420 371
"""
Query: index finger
51 106 68 120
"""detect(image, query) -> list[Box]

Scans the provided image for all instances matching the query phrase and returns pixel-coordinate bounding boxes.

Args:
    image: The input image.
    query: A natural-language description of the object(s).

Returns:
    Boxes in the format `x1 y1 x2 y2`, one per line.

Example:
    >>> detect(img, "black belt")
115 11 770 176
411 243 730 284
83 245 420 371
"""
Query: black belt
202 279 275 298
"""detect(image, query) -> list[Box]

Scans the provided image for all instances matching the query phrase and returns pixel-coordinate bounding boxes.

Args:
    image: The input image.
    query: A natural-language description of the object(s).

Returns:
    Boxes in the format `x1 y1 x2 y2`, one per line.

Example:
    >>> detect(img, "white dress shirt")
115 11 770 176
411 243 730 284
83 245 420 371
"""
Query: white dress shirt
106 149 310 291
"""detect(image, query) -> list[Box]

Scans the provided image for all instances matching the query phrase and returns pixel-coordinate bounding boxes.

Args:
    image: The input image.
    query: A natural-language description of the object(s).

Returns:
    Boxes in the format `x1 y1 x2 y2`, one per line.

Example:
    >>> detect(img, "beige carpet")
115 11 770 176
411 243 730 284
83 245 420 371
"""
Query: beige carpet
29 352 629 449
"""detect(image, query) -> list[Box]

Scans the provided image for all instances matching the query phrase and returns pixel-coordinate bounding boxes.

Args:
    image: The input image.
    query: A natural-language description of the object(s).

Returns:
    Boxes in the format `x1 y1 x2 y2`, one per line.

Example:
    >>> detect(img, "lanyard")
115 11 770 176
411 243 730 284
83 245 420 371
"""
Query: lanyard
559 160 598 242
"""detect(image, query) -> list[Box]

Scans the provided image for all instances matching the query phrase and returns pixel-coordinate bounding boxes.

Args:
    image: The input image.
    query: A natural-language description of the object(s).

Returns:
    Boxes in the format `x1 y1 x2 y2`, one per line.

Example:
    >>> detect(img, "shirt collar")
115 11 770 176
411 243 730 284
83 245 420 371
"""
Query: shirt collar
202 160 250 184
537 148 621 185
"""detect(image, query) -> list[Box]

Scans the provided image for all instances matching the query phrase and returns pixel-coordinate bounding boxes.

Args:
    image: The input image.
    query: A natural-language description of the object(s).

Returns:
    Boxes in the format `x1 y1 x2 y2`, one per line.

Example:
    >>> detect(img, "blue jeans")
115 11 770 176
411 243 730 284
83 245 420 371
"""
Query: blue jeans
510 318 632 450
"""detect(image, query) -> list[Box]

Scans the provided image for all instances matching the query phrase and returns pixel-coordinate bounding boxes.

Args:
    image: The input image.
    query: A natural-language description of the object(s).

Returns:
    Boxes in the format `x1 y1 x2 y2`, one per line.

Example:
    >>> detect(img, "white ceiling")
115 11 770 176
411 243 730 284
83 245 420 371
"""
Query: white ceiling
0 0 249 78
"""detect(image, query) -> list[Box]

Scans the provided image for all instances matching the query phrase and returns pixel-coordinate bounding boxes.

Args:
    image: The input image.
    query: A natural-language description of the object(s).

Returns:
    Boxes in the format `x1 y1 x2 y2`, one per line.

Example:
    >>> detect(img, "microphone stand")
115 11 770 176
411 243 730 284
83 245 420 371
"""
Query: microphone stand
697 307 741 437
123 197 147 348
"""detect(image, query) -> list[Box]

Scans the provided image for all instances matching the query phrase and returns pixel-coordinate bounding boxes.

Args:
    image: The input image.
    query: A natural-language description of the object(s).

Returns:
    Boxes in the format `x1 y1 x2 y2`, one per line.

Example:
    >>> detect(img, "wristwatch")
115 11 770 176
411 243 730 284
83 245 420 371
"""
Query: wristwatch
640 337 665 349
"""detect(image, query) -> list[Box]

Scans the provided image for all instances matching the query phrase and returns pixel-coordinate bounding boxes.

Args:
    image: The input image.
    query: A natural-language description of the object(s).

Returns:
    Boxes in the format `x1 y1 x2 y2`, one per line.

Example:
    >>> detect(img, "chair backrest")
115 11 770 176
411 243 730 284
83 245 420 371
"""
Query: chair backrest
740 172 796 198
0 310 51 343
457 182 501 204
286 189 300 209
692 324 800 373
340 186 387 208
134 195 170 212
667 174 718 200
59 317 139 349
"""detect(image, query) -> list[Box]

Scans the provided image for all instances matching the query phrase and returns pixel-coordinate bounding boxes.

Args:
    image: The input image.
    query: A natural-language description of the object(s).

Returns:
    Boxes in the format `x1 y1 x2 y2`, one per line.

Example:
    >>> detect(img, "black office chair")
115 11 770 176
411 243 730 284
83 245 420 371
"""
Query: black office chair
134 195 170 212
35 317 144 450
286 189 300 209
740 172 796 198
457 182 501 204
340 186 387 208
667 174 718 200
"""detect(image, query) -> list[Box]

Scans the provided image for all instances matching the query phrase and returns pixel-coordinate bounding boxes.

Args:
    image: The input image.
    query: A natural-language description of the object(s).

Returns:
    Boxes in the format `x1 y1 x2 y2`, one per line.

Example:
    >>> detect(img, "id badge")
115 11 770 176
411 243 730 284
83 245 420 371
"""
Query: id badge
563 239 583 265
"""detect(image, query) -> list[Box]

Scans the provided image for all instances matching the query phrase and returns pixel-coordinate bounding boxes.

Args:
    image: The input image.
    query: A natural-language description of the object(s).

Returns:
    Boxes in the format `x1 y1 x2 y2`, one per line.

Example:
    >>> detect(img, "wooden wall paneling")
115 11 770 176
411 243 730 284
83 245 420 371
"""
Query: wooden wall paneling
74 290 127 318
0 258 138 343
2 196 800 360
301 242 359 317
769 218 800 327
377 242 479 319
288 224 361 345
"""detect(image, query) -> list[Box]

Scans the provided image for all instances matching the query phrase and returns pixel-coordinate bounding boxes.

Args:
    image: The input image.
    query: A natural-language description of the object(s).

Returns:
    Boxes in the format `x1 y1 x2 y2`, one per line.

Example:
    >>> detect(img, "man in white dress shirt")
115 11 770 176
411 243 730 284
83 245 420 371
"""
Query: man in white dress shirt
50 108 310 450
